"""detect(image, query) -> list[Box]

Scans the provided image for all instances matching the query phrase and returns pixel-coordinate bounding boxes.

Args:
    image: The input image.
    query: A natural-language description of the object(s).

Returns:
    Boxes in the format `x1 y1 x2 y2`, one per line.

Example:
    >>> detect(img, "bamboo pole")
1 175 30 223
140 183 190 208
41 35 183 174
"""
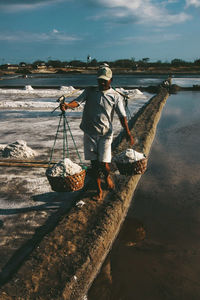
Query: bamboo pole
0 162 51 168
0 159 56 168
0 159 55 164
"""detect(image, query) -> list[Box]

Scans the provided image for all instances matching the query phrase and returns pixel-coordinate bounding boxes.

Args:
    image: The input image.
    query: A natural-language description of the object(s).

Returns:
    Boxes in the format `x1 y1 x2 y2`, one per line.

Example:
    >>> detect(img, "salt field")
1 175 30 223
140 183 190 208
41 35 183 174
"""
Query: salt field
0 74 199 299
0 85 150 162
171 76 200 87
0 81 151 276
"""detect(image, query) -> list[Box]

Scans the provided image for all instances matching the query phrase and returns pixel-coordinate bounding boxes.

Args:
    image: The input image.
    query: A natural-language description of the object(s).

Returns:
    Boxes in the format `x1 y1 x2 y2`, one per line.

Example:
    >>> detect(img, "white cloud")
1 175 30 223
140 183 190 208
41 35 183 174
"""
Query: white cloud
87 0 191 26
185 0 200 7
0 30 81 43
0 0 192 26
0 0 66 13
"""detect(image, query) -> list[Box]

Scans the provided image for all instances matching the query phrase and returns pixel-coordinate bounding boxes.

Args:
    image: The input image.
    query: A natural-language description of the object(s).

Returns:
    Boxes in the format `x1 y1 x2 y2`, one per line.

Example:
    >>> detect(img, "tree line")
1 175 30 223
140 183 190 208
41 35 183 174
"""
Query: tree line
1 58 200 69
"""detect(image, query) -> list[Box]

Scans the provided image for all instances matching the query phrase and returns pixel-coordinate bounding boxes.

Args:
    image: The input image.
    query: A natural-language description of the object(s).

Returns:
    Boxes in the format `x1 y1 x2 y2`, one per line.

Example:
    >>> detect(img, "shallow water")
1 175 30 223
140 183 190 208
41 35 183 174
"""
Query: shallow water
172 77 200 87
88 91 200 300
0 73 166 88
1 73 200 88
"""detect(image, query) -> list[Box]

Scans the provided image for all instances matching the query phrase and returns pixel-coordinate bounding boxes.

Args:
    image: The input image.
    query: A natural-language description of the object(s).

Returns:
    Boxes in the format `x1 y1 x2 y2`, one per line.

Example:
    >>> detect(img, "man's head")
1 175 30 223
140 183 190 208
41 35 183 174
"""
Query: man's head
97 65 112 91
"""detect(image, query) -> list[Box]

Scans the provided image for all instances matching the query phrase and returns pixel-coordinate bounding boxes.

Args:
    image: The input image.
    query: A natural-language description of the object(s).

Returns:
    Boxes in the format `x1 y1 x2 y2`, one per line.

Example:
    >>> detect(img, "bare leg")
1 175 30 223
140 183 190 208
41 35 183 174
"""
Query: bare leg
95 177 103 201
101 162 115 190
91 160 103 200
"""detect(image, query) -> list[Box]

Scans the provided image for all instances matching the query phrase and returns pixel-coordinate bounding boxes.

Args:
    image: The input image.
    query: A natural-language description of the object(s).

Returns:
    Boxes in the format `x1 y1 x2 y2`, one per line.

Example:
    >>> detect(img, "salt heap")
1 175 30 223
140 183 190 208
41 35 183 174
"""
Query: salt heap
2 140 36 158
115 88 147 99
60 86 75 92
47 158 82 177
23 85 34 91
113 149 145 163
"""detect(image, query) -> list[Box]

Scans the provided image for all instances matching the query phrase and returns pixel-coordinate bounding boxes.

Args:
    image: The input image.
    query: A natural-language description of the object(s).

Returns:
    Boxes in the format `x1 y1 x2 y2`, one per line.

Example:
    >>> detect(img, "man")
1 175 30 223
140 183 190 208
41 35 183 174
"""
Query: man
60 65 134 200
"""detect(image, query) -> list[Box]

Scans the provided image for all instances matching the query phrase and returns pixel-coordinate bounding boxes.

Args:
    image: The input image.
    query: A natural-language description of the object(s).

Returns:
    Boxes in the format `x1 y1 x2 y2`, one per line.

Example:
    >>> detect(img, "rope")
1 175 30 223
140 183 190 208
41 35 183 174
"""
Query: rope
48 113 62 167
48 111 86 171
62 112 67 176
126 104 132 121
64 113 84 166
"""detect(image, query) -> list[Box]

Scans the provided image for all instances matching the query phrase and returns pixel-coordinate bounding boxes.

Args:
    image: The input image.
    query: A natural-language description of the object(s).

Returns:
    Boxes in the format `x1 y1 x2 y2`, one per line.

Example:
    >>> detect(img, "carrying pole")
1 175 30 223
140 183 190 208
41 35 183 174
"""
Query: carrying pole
113 87 132 120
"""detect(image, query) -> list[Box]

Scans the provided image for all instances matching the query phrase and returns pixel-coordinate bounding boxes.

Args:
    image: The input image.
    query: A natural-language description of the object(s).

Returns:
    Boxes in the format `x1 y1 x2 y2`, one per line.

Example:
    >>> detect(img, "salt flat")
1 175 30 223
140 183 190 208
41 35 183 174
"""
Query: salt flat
0 86 151 273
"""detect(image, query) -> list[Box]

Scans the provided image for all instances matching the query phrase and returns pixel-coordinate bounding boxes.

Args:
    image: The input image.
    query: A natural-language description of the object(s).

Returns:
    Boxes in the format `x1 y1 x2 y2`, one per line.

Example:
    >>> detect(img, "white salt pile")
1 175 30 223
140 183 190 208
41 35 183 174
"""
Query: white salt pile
130 89 146 98
47 158 82 177
60 85 75 92
23 85 34 91
0 144 5 151
1 140 36 158
113 149 145 163
0 86 81 99
115 88 147 99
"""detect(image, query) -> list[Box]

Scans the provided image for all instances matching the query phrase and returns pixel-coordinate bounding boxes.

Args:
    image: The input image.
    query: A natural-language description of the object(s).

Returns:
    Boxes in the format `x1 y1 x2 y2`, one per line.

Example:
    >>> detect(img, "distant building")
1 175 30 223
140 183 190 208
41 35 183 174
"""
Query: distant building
36 63 46 69
87 55 92 63
19 62 27 67
6 64 19 70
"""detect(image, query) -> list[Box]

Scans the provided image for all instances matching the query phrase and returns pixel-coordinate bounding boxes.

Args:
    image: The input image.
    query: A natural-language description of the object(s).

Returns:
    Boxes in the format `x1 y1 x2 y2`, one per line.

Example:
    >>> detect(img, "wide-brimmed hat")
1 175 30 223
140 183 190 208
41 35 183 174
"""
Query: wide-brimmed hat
97 66 112 81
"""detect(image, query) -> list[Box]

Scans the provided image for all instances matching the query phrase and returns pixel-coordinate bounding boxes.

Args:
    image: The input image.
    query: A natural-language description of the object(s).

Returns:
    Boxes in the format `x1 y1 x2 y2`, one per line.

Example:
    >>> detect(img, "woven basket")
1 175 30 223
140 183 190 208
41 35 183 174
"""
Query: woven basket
46 168 86 192
116 158 147 176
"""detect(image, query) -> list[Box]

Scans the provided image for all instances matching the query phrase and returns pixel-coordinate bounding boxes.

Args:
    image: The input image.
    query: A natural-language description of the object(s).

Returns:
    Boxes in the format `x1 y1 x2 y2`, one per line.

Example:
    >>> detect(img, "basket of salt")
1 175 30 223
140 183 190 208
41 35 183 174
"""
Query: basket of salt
46 158 86 192
113 149 147 176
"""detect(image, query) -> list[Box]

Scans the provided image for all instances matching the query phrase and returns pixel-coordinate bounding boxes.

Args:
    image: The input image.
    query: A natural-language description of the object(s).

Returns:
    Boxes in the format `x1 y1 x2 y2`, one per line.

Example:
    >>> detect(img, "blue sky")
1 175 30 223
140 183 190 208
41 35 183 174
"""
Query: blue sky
0 0 200 64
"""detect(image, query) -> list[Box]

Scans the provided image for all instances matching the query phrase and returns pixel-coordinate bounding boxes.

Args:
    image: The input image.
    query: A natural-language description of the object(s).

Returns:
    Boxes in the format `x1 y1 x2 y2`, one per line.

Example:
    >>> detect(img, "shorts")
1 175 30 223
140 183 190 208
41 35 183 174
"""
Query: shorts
83 133 113 163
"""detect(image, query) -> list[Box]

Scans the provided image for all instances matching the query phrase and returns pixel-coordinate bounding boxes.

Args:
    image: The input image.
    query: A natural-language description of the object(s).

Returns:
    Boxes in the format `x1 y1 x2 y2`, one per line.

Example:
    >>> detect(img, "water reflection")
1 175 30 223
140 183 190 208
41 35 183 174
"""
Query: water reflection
88 91 200 300
88 218 146 300
158 91 200 132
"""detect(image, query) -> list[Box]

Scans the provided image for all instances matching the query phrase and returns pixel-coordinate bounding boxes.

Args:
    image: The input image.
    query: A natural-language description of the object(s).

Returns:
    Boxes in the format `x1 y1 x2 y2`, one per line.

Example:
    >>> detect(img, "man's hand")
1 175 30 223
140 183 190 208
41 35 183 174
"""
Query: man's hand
60 102 69 112
60 100 79 112
57 95 65 103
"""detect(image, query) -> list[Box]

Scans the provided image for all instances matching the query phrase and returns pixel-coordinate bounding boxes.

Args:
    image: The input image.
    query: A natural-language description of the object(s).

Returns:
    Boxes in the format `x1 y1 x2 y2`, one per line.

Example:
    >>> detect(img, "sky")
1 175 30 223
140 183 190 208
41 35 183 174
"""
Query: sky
0 0 200 64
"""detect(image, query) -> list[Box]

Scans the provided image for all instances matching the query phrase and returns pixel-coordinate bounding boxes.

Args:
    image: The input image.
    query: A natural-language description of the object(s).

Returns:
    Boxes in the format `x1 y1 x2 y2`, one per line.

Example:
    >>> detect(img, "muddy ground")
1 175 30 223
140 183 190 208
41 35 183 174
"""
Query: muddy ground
0 88 169 299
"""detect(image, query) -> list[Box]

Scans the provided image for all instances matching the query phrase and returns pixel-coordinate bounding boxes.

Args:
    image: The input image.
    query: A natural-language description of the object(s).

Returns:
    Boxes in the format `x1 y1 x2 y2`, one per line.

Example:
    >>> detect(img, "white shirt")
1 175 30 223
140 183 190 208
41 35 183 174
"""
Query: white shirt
76 86 126 136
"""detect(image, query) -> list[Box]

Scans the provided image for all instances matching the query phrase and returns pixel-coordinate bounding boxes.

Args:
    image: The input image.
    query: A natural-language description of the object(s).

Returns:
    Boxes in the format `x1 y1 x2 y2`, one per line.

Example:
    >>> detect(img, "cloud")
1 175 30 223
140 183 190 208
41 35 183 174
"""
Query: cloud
86 0 191 26
124 33 182 43
0 30 81 43
0 0 192 26
0 0 66 13
185 0 200 7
